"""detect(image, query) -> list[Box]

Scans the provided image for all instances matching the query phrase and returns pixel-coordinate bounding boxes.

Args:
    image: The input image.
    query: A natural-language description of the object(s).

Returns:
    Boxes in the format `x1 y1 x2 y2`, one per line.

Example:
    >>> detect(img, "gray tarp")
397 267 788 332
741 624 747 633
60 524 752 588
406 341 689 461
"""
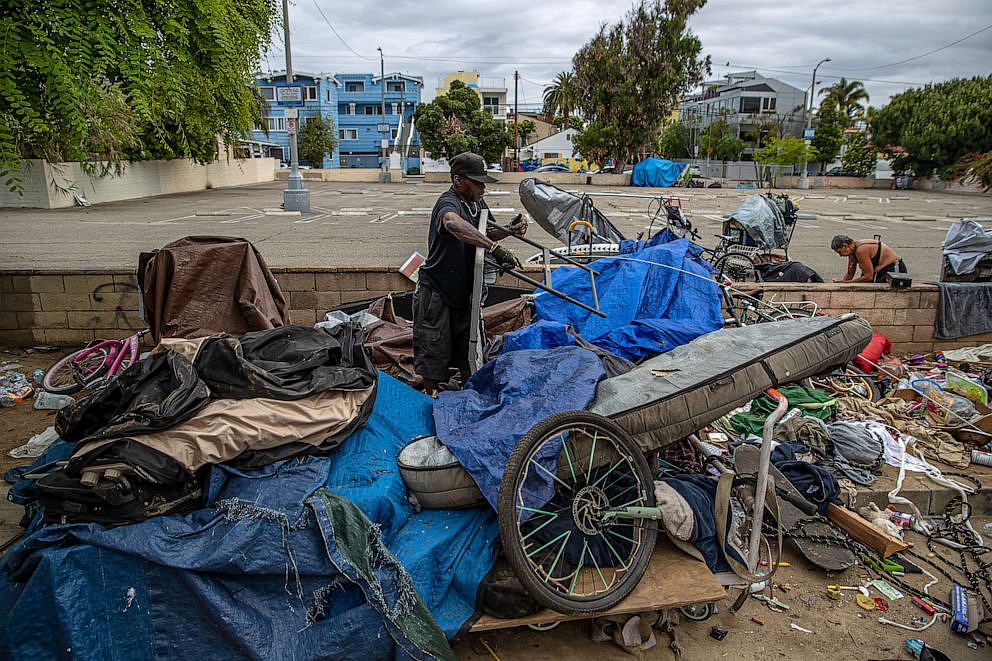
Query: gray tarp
728 194 787 250
519 178 626 245
943 220 992 275
934 282 992 339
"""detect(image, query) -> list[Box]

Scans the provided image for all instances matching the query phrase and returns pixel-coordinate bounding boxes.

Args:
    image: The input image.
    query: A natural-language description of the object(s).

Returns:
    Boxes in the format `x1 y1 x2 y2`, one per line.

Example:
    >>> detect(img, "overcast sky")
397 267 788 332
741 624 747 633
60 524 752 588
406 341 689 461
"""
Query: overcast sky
264 0 992 111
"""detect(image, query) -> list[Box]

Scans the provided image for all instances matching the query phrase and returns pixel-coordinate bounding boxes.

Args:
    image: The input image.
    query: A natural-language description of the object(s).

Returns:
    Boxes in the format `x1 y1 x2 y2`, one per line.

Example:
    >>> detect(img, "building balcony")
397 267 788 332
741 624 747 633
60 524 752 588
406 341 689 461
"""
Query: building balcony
337 89 421 105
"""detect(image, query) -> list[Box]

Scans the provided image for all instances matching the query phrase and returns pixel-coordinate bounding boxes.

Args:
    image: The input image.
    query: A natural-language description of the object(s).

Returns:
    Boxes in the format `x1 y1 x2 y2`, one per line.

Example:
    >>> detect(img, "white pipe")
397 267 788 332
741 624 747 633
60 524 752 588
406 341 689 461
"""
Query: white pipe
748 388 788 572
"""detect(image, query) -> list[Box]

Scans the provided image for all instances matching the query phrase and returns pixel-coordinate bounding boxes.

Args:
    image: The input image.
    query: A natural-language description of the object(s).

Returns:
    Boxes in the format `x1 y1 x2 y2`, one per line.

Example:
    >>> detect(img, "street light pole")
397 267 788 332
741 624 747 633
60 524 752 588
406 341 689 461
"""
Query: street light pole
798 57 831 190
378 47 390 183
281 0 309 212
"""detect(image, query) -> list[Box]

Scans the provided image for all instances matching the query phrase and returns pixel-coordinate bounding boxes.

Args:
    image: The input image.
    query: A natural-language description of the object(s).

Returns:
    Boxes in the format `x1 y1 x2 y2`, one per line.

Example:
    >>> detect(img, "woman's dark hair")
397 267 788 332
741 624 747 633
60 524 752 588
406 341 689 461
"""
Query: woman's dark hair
831 235 854 250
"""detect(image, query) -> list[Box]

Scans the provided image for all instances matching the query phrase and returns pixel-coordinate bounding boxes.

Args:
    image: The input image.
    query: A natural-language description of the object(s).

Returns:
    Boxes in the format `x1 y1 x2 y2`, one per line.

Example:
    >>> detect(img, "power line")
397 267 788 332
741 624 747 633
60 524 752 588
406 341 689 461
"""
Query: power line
711 62 925 87
310 0 375 61
844 22 992 71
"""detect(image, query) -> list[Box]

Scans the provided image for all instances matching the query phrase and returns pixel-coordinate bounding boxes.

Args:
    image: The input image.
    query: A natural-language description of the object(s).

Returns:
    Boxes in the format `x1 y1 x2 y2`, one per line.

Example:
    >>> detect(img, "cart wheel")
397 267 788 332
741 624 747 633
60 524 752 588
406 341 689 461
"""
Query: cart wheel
714 253 760 282
679 602 715 621
527 621 561 631
498 411 658 615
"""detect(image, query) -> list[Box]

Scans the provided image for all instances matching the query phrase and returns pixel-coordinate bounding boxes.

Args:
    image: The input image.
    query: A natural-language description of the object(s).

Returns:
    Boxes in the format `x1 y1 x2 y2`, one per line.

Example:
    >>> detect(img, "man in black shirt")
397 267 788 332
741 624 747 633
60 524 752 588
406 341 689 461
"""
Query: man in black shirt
414 152 525 394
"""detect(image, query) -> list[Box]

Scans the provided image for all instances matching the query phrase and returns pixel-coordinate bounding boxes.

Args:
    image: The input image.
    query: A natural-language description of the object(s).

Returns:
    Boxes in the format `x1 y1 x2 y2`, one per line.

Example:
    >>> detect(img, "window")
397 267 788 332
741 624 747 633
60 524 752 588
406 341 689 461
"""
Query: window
365 105 380 115
305 86 317 100
326 89 332 102
266 117 286 131
482 96 500 116
348 103 355 115
259 86 275 101
544 152 560 159
391 103 399 115
345 81 364 92
386 81 405 93
740 96 760 113
761 97 777 112
338 129 358 140
391 129 398 139
565 134 572 142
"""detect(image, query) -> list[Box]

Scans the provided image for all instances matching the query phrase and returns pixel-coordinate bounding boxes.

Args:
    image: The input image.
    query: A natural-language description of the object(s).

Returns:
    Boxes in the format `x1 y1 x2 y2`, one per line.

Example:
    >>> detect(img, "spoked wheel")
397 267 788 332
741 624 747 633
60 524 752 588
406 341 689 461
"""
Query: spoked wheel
714 253 760 282
42 348 109 394
679 602 715 621
808 368 880 402
497 411 658 614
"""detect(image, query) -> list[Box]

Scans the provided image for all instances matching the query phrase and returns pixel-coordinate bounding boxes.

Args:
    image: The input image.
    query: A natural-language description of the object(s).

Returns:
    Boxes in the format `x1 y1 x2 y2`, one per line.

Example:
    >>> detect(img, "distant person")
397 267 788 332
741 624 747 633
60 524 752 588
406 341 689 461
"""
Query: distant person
413 152 526 395
830 235 907 283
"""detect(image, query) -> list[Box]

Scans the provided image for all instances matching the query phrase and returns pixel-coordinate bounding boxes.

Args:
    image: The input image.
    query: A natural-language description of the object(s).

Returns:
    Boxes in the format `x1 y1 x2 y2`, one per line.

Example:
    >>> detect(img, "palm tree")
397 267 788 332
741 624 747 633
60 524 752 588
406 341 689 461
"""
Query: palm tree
819 78 869 126
543 71 576 127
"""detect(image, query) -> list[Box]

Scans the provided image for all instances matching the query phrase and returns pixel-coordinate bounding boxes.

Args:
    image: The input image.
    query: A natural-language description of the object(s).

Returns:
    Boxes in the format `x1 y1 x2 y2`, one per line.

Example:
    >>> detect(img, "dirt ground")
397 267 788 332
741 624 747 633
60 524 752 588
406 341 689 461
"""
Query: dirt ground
1 346 989 659
454 536 991 661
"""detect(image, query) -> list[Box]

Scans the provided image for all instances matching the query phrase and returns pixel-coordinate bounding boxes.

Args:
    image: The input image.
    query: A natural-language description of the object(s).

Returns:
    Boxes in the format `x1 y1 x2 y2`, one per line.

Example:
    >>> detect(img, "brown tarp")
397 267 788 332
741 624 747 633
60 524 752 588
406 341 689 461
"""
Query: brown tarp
140 236 289 342
362 294 532 382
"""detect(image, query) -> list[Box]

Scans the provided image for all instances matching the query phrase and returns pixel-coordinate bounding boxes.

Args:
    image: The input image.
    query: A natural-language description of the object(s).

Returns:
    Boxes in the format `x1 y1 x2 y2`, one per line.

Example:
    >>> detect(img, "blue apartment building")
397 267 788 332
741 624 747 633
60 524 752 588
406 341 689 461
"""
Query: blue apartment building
249 71 341 168
248 71 422 170
336 73 422 170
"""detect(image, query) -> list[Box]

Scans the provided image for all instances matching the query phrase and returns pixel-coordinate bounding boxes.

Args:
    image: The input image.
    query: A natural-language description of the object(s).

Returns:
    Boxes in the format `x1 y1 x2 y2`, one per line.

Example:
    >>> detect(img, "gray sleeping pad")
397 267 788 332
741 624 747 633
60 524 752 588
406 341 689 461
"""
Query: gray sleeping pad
590 315 873 452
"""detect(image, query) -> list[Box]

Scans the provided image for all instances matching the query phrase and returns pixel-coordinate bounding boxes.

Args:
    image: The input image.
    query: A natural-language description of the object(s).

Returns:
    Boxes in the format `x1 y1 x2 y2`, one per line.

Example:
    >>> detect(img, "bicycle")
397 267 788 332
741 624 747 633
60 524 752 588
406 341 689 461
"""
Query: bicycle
43 329 149 394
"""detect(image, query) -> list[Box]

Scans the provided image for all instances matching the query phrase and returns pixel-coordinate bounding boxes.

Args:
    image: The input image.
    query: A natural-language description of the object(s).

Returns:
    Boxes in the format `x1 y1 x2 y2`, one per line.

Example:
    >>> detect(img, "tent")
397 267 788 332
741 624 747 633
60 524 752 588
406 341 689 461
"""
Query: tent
631 158 686 187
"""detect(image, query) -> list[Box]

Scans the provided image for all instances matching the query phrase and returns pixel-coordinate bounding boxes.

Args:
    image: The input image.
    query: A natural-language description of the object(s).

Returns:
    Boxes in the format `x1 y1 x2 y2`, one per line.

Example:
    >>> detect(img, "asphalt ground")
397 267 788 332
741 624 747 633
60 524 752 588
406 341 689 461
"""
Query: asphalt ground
2 180 991 281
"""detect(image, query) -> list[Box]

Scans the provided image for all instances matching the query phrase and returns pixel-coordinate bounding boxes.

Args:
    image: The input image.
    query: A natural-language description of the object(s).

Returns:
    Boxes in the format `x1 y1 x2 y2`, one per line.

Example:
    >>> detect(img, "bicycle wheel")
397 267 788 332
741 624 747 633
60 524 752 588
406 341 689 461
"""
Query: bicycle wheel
714 253 760 282
43 347 109 394
497 411 658 614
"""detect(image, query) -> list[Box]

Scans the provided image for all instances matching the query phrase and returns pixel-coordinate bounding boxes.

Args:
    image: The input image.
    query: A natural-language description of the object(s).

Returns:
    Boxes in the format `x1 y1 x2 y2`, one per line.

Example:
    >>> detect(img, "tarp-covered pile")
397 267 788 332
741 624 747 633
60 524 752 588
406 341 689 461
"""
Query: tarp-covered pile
1 374 497 660
631 158 686 188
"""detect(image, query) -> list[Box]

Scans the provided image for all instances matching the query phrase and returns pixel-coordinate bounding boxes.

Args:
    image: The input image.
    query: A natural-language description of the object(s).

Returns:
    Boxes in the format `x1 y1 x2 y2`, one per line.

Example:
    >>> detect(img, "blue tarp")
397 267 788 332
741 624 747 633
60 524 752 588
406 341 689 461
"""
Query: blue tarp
631 158 686 187
532 239 723 361
433 347 606 509
1 373 498 660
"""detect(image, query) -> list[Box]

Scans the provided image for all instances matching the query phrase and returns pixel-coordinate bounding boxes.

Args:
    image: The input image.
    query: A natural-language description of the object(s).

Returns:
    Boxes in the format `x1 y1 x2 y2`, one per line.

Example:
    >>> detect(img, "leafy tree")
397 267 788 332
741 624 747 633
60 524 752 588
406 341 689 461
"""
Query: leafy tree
542 72 577 125
658 122 691 159
571 0 710 170
698 117 745 176
413 80 510 165
811 101 845 172
871 76 992 179
0 0 280 193
297 116 337 168
819 78 869 126
755 136 818 173
507 119 537 147
954 151 992 192
841 131 876 177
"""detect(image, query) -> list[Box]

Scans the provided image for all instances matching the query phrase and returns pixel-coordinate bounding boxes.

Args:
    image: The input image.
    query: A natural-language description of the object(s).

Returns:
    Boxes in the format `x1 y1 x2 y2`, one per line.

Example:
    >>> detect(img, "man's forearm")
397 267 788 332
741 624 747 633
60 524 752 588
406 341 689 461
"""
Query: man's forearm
443 212 494 249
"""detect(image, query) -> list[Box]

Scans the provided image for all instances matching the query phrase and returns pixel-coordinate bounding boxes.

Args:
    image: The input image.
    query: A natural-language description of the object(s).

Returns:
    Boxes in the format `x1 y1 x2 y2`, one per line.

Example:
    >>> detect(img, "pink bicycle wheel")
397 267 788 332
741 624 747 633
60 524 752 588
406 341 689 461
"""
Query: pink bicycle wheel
43 347 110 395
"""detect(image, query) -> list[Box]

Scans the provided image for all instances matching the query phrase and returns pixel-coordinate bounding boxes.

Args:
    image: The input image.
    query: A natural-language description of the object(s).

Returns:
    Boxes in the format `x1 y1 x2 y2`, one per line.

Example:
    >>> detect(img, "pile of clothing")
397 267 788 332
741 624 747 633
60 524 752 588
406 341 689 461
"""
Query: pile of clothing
37 324 377 526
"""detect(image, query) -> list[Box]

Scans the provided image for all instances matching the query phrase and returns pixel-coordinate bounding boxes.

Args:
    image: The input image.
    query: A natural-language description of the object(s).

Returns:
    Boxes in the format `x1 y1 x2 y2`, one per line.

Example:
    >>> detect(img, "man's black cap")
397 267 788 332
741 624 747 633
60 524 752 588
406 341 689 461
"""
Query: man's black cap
450 152 498 184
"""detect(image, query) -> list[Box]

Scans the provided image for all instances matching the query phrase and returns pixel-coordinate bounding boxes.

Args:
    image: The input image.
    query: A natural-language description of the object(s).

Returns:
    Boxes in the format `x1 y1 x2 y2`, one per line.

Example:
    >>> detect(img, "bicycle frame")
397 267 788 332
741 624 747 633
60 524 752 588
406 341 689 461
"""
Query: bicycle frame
70 330 145 380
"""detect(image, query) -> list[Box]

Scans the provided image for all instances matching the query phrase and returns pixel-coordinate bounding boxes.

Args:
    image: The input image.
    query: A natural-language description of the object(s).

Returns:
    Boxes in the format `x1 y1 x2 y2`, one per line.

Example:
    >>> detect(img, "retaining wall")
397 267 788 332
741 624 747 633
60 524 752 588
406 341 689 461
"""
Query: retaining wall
2 273 990 355
0 158 276 209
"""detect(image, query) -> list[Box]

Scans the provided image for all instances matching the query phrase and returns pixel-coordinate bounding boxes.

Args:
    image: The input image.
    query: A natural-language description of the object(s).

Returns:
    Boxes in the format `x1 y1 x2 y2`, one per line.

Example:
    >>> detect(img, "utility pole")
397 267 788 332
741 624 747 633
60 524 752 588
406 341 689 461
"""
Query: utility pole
798 57 830 190
378 47 390 183
281 0 309 212
513 71 519 171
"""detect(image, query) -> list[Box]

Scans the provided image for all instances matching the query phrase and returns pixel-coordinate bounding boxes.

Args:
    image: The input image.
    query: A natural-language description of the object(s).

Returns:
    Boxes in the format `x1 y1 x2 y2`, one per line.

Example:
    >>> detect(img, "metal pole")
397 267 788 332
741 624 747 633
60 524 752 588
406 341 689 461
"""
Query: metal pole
378 47 388 182
513 71 519 171
798 57 830 191
281 0 309 212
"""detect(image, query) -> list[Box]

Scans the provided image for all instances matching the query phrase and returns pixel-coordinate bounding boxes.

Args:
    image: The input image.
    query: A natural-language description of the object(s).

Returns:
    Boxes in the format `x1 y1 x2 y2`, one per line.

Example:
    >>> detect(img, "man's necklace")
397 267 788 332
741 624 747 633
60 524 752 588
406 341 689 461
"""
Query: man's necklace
460 199 480 218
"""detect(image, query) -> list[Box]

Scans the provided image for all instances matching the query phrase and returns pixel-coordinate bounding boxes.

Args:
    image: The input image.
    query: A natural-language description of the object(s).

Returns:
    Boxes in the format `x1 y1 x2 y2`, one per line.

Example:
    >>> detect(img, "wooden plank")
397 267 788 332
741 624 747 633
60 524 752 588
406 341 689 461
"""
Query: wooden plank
826 503 910 558
469 538 725 632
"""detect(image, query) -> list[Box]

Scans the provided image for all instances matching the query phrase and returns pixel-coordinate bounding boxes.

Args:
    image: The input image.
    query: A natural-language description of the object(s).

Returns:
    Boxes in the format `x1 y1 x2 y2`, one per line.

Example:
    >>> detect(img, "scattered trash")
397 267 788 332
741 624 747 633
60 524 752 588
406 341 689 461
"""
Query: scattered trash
31 345 60 353
911 596 936 615
708 625 727 641
0 372 33 406
1 361 23 372
856 593 876 610
9 427 59 459
758 561 790 567
31 368 45 385
905 639 952 661
879 613 939 632
33 390 75 410
873 597 889 611
752 594 790 611
870 578 903 600
826 588 842 601
750 616 764 626
966 641 979 650
789 623 813 634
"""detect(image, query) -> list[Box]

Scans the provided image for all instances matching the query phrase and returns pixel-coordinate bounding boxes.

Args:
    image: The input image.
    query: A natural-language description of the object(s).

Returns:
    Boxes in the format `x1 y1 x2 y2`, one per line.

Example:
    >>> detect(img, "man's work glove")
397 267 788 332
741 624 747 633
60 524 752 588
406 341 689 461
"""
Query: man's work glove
508 213 528 237
491 244 521 272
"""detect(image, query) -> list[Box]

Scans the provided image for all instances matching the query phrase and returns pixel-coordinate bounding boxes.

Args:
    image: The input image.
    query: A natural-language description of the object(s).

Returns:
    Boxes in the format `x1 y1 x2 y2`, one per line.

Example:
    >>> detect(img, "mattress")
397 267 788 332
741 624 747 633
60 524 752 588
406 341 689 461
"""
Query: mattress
589 315 873 452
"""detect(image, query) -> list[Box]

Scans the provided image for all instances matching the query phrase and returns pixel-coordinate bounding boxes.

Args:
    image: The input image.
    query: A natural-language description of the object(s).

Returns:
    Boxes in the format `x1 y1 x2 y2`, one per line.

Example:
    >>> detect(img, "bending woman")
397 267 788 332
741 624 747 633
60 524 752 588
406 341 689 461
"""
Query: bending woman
830 235 908 283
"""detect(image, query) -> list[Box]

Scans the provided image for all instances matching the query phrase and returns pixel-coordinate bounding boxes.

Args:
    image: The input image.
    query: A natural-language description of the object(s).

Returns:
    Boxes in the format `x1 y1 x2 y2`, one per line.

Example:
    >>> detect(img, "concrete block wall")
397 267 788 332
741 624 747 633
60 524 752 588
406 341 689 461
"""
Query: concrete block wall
2 272 990 356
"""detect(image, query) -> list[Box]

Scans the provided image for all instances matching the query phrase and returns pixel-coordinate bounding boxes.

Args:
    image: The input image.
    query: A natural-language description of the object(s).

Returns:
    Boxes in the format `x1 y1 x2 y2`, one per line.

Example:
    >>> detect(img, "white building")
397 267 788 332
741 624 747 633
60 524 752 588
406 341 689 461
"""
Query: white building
520 128 579 162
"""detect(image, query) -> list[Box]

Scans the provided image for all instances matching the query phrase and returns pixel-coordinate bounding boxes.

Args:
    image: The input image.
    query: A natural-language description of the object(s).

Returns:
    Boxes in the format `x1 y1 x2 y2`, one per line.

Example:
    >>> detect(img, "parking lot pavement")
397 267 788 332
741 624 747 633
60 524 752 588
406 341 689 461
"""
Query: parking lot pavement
2 180 990 282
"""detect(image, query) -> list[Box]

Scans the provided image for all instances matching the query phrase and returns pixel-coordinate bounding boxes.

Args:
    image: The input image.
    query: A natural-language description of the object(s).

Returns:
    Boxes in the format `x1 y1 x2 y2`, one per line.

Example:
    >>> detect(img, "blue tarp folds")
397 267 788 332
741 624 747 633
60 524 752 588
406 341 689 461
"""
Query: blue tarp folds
1 374 498 660
533 239 723 361
631 158 686 187
433 347 606 509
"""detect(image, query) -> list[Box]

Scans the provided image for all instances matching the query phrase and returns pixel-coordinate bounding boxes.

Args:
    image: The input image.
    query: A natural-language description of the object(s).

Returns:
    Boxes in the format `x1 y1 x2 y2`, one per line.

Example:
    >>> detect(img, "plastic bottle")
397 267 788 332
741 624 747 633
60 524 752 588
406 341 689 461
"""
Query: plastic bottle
31 368 45 385
971 449 992 467
33 391 75 410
